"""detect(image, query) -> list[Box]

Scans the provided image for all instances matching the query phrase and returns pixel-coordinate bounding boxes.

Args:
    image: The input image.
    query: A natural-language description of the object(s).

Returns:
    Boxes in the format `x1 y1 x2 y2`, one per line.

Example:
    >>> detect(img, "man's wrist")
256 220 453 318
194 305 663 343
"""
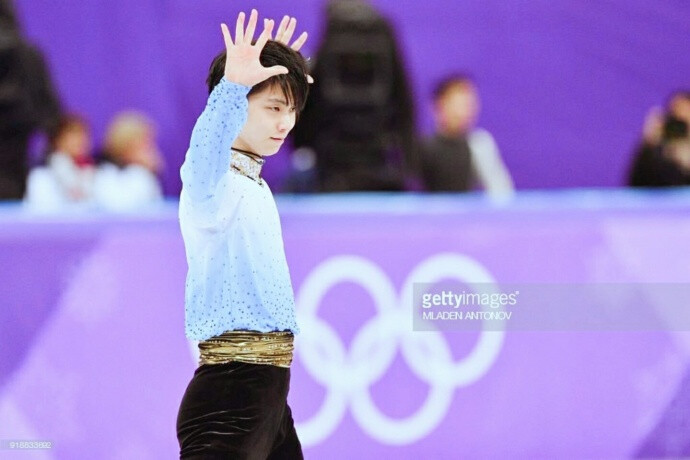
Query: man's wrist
221 75 252 91
210 78 252 102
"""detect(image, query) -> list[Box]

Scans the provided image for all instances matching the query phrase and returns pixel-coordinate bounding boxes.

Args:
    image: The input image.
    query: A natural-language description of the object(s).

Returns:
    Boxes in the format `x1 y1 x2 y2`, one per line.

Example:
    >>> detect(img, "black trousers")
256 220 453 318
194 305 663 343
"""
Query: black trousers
177 361 303 459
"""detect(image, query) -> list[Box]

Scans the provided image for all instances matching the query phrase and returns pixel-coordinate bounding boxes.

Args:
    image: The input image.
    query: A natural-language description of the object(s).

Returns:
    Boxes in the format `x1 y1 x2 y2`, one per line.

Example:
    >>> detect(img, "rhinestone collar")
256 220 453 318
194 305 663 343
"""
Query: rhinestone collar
230 149 265 185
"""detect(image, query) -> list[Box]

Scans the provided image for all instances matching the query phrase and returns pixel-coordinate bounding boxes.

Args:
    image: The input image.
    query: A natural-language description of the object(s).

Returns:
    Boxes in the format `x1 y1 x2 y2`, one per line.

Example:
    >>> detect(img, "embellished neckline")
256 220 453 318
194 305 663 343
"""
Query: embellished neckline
230 148 264 186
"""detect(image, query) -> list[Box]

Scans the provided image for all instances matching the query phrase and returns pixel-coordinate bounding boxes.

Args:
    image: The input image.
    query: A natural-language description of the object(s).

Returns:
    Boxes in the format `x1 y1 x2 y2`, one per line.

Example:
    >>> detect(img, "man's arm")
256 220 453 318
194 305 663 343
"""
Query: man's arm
179 10 287 225
179 10 313 226
469 129 515 199
180 80 250 205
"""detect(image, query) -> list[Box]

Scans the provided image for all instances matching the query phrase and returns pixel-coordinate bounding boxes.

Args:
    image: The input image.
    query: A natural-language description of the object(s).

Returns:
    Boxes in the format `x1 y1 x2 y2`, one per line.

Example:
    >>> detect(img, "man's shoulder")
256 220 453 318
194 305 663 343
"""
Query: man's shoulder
468 128 498 154
468 127 495 142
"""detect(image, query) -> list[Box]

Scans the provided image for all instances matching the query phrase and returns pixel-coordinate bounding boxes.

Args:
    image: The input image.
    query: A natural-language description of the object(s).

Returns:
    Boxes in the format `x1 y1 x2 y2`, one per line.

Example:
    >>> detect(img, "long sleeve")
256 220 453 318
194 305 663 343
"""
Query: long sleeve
179 81 300 340
469 129 515 199
180 79 251 226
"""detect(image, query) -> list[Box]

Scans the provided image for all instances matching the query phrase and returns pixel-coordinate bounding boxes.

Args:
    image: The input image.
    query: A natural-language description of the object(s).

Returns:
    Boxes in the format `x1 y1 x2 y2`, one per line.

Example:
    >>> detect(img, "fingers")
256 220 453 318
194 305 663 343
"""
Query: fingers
235 11 245 44
241 12 309 53
244 9 258 44
262 65 289 80
281 17 297 44
291 31 308 51
274 16 308 51
220 23 233 48
275 16 297 45
255 19 274 50
275 15 289 41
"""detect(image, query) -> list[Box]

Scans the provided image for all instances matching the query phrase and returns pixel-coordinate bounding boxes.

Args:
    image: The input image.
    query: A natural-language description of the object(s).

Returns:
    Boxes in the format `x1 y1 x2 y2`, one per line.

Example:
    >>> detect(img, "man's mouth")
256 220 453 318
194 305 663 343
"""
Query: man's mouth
270 137 285 142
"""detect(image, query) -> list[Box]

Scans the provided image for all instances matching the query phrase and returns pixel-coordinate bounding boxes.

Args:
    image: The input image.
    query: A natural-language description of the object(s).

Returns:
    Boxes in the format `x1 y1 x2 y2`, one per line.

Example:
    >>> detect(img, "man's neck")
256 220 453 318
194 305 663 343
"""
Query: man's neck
230 149 264 184
231 145 265 163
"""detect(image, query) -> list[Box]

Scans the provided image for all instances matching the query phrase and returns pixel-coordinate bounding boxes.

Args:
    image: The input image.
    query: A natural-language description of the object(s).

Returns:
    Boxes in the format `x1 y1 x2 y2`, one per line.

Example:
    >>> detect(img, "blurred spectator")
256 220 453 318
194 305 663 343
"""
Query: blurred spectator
100 111 163 174
46 114 94 200
0 0 62 199
25 115 94 207
628 91 690 187
292 0 416 192
93 111 164 209
418 75 514 197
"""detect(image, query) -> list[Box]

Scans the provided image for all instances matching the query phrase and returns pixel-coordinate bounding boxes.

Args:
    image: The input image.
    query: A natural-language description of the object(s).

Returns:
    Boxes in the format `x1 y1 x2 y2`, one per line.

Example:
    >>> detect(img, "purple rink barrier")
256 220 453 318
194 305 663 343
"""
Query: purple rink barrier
1 189 690 458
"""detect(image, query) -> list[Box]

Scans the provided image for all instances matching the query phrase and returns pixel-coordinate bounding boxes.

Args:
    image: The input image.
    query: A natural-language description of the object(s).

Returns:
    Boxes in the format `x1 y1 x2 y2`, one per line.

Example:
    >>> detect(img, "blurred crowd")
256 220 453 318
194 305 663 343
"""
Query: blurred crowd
0 0 163 210
1 0 689 209
25 112 164 210
287 0 514 196
628 91 690 187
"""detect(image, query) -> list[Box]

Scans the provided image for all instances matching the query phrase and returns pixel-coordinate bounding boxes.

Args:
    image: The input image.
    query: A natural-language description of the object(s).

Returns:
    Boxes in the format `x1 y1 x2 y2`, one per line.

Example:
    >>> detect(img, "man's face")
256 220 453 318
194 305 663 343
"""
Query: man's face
435 82 480 136
234 85 296 156
127 128 162 173
670 96 690 126
56 125 91 159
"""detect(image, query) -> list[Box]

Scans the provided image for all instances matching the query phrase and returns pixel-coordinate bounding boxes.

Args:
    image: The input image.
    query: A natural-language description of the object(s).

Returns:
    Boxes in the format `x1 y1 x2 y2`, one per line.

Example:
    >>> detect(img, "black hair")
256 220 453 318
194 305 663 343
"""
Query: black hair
48 114 89 150
432 74 476 102
206 40 309 114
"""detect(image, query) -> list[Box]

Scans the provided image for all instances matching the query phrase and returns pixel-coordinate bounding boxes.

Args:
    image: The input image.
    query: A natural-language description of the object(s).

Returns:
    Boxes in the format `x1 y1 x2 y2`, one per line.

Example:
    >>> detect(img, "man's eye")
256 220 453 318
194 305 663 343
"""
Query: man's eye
271 106 281 112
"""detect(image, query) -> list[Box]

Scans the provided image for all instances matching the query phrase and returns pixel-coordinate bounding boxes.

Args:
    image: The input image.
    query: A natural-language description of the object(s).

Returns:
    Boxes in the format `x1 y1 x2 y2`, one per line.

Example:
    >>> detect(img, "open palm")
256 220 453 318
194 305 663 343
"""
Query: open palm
221 10 287 87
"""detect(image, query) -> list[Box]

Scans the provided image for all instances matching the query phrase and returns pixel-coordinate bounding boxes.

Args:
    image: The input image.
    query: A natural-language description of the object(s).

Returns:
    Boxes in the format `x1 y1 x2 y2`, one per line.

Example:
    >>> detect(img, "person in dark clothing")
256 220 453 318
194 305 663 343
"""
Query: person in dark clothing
0 0 62 199
291 0 416 192
628 91 690 187
420 130 474 192
419 74 514 196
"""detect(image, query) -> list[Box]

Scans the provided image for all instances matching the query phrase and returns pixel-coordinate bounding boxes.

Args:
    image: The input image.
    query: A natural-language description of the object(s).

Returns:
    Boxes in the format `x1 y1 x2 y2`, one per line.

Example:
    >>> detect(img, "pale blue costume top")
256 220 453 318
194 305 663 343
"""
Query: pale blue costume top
179 78 300 341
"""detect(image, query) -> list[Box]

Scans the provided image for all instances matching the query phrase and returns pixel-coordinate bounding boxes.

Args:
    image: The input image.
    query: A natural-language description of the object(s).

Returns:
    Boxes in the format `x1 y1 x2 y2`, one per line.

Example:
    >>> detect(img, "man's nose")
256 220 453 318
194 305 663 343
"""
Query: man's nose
277 115 294 132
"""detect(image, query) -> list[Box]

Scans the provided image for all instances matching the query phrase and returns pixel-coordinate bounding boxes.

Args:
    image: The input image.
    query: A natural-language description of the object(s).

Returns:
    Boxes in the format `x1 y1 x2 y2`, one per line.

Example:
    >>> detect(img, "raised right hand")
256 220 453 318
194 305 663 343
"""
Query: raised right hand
220 9 288 87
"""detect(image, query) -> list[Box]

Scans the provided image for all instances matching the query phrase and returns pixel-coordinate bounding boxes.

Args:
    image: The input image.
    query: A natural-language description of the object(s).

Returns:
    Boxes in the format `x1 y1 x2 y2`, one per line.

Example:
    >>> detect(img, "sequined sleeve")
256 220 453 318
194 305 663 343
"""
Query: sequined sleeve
179 79 251 225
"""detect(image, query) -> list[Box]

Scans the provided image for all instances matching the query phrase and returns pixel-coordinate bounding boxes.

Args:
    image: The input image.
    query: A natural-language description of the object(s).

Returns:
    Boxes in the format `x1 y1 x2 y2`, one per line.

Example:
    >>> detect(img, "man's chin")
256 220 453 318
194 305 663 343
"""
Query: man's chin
260 147 282 157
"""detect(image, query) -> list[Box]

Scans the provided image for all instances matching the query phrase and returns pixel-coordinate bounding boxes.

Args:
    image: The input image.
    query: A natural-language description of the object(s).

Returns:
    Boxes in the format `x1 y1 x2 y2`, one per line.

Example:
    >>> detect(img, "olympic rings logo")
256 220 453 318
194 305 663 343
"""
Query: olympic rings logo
294 253 505 446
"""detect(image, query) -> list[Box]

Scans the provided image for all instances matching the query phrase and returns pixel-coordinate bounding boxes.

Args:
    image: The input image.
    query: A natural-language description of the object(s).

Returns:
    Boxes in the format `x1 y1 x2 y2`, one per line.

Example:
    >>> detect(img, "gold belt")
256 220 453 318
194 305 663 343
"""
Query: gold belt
198 330 294 368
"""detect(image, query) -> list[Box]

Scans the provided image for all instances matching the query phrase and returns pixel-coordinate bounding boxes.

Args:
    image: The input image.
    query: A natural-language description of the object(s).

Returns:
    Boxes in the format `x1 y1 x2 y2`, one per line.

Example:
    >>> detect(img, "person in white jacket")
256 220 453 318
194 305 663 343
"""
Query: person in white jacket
25 115 95 207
